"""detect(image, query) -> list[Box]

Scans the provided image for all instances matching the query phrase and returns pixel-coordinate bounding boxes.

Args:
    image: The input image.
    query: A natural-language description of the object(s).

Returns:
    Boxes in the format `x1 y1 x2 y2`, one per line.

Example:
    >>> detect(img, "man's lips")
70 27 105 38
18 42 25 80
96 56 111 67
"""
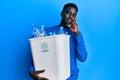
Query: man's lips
67 19 72 22
68 19 72 21
66 19 72 23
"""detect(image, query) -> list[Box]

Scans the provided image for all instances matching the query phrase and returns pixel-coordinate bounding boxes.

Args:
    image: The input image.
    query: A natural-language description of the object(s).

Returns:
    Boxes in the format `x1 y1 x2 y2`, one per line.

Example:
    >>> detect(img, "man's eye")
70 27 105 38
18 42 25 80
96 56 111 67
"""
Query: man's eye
72 13 76 17
66 11 69 14
73 14 76 17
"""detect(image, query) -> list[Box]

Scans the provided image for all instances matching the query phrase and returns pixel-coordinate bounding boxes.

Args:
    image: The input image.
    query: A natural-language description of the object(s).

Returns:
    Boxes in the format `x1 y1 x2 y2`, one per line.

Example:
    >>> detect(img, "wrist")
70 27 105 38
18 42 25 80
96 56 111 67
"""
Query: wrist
74 31 80 35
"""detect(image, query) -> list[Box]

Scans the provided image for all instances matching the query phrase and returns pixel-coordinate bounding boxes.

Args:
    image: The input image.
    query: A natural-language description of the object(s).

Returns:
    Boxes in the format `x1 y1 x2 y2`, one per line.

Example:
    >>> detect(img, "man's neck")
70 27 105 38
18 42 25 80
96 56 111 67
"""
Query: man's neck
59 20 68 28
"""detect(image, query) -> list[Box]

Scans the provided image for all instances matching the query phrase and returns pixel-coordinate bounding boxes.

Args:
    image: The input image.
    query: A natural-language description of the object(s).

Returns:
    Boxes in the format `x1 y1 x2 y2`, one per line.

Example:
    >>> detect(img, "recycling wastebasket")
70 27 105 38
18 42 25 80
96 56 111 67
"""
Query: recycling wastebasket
29 35 70 80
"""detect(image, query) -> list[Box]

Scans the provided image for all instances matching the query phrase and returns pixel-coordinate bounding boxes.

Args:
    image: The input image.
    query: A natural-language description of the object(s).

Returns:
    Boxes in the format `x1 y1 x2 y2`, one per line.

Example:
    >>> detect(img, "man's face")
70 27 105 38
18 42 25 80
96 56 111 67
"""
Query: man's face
61 7 77 25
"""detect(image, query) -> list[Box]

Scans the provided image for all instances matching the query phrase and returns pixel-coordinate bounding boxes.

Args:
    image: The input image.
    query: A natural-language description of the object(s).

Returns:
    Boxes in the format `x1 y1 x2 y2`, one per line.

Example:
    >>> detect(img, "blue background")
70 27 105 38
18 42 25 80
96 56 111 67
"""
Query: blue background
0 0 119 80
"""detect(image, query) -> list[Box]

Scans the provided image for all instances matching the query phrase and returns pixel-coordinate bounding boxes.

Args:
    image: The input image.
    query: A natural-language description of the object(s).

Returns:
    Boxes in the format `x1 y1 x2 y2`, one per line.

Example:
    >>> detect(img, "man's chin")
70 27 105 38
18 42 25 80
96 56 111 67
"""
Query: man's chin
65 22 71 25
65 24 71 28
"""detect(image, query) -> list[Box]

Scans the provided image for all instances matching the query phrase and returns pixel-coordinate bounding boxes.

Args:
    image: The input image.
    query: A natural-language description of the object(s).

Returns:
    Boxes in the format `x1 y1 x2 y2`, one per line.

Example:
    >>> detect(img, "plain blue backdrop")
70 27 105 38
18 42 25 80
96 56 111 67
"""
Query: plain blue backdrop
0 0 119 80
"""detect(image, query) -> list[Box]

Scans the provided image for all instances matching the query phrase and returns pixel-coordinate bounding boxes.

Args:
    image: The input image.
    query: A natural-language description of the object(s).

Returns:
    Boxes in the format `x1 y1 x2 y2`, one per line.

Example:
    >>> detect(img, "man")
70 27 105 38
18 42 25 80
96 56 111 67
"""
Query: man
29 3 87 80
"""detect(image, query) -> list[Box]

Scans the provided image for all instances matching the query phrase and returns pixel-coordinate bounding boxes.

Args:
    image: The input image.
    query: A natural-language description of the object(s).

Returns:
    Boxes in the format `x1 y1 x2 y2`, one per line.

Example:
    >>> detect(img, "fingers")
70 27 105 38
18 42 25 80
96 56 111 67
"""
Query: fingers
29 69 45 78
30 70 49 80
36 69 45 73
71 17 77 28
37 77 49 80
72 17 76 24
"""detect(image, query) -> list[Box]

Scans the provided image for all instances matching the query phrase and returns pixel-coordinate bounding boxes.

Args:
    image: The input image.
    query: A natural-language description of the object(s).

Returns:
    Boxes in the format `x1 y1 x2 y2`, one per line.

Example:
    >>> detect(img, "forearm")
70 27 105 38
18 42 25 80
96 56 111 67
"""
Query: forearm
75 33 87 62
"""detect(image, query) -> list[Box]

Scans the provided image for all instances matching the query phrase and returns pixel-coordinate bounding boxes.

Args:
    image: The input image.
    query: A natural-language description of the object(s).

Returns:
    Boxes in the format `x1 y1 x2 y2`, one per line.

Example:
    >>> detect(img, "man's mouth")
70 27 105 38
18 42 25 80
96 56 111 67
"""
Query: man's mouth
67 19 72 22
66 19 72 24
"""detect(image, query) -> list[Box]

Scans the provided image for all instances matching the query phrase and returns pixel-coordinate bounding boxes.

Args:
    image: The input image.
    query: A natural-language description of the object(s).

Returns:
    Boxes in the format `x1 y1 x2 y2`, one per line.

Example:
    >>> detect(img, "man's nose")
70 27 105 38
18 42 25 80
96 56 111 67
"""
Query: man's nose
69 14 73 19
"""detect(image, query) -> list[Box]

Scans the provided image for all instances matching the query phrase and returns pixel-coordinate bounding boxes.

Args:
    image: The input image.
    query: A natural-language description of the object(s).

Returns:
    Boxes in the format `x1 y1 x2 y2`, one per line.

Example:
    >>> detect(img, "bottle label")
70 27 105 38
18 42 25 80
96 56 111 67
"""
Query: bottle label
41 42 49 52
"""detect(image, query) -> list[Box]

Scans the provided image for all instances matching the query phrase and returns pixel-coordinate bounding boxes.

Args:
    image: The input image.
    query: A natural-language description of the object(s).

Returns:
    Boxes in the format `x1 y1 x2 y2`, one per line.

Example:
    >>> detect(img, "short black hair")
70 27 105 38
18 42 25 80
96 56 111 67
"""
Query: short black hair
62 3 78 12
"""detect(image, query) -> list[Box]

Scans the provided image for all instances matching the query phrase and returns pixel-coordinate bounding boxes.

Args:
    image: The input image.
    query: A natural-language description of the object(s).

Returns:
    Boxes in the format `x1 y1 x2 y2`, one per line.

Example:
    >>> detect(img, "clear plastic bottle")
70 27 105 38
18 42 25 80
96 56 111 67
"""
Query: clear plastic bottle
58 26 65 34
48 32 53 36
39 25 46 37
32 24 40 38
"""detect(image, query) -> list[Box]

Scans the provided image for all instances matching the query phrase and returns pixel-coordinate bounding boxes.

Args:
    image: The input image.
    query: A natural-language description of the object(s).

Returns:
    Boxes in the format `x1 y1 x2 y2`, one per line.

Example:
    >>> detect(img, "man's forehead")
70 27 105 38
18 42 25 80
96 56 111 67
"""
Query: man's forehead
64 7 77 13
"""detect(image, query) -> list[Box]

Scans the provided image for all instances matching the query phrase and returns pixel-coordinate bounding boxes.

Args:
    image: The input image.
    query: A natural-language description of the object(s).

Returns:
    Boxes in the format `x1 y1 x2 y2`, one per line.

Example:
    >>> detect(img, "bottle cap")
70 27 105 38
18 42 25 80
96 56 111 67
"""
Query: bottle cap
60 26 64 29
32 24 35 28
49 32 53 36
41 25 44 28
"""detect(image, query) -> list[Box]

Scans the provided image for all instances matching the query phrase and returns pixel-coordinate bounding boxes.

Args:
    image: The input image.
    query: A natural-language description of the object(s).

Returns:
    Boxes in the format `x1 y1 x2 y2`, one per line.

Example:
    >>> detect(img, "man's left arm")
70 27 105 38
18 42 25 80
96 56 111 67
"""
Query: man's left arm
69 17 87 62
75 32 88 62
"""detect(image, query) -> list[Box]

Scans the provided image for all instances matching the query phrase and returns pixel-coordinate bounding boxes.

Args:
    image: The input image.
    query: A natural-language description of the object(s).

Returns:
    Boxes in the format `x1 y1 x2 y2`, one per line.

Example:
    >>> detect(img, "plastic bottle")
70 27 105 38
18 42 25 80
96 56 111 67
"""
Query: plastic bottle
39 25 46 37
58 26 65 35
32 24 40 38
48 32 53 36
